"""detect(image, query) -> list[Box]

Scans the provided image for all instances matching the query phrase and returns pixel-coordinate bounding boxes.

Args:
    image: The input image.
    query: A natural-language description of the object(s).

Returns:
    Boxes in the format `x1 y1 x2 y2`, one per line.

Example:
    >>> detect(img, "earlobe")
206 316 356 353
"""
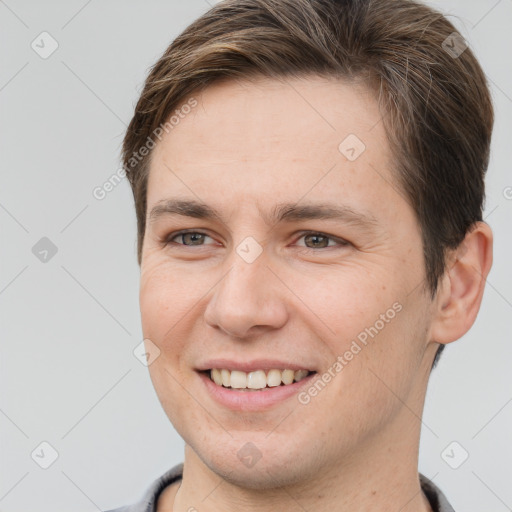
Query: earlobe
430 221 493 345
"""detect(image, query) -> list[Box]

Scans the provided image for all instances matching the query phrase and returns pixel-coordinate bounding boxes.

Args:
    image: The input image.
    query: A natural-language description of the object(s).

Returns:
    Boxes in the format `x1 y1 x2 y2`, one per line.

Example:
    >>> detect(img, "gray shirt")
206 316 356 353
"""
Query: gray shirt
105 464 455 512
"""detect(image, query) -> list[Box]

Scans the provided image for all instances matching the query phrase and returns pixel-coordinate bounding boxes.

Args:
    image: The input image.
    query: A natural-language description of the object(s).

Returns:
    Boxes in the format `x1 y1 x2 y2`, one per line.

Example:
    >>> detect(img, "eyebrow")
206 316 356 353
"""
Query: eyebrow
148 199 380 232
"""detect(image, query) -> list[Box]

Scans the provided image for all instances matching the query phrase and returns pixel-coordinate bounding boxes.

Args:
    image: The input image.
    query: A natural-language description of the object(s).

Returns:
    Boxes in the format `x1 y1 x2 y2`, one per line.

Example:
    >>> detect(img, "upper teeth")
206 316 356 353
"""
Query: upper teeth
210 369 310 389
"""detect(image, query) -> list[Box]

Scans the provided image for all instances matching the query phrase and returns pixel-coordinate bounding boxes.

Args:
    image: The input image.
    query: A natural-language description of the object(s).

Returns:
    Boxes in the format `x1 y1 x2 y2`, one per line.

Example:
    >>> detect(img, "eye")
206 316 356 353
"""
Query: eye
295 231 349 250
164 230 215 247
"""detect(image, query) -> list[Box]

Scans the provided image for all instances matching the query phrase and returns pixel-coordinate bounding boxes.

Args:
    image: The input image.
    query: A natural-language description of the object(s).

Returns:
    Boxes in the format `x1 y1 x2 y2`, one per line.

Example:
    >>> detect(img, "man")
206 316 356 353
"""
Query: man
108 0 493 510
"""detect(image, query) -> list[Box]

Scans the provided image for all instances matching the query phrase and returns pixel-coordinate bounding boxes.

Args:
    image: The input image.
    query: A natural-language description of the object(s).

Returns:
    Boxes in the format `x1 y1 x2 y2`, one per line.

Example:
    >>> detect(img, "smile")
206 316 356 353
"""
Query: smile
208 368 314 390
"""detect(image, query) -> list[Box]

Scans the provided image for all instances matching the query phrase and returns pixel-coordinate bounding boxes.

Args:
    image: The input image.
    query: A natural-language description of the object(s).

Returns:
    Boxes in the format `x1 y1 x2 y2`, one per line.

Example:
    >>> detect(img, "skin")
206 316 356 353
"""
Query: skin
137 76 493 511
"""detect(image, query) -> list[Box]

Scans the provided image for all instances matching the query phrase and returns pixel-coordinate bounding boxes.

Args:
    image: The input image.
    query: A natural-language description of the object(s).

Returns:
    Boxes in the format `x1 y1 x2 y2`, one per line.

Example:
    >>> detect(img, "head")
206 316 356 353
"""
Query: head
123 0 493 489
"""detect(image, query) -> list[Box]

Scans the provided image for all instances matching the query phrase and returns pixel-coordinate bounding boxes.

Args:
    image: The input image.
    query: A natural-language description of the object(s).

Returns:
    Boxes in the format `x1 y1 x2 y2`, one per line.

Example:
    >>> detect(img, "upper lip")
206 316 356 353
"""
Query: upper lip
196 359 316 373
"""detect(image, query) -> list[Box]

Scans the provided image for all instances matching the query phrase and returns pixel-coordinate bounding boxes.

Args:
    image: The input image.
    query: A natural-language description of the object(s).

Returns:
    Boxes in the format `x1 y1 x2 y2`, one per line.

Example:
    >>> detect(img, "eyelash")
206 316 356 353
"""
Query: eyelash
163 229 349 250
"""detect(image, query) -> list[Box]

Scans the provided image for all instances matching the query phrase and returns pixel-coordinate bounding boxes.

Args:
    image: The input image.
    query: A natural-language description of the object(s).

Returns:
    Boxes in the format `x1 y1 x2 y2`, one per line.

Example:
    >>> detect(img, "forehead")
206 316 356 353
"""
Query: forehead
153 75 386 157
147 75 403 224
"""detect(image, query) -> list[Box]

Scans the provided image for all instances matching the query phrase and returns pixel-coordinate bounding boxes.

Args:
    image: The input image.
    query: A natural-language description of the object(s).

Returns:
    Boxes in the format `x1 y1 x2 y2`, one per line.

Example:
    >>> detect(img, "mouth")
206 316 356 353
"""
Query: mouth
196 359 319 411
201 368 316 391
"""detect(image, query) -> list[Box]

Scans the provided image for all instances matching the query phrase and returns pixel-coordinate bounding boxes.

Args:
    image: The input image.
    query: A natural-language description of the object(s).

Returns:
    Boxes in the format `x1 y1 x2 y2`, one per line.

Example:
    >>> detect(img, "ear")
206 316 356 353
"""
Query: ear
430 221 493 345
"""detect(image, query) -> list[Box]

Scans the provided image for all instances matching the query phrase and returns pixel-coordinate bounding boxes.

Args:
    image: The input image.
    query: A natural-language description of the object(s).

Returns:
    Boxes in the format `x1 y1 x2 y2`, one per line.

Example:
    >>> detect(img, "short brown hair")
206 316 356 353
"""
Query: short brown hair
122 0 493 365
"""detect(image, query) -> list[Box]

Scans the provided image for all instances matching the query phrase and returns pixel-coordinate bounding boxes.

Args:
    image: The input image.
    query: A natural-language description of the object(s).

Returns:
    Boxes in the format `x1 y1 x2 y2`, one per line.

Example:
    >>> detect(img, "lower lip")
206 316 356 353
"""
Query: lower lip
198 371 316 412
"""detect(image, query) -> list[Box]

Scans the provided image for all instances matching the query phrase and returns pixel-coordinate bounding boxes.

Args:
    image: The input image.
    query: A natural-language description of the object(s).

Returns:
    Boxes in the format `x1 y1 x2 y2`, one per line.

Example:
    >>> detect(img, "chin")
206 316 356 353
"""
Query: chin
190 433 325 490
206 455 306 490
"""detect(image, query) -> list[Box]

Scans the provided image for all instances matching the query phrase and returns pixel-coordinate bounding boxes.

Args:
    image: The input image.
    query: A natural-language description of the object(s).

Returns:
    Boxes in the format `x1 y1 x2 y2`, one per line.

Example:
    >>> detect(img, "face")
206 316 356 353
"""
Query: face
139 76 437 488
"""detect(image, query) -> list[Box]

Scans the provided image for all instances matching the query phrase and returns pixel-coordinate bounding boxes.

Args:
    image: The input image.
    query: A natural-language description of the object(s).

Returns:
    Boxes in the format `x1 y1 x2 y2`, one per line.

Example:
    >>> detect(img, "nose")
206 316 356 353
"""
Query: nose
203 249 288 339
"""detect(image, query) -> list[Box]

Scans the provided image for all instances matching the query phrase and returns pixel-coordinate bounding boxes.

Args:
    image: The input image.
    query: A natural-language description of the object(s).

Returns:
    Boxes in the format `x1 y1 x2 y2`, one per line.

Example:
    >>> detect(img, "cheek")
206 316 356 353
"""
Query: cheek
139 263 199 428
288 263 396 345
325 297 429 417
139 258 219 384
294 266 426 403
139 259 197 340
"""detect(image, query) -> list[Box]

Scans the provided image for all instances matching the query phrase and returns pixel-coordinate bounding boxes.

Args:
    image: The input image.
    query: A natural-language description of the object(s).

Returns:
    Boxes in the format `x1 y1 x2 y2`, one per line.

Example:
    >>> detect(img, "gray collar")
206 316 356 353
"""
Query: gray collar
420 473 455 512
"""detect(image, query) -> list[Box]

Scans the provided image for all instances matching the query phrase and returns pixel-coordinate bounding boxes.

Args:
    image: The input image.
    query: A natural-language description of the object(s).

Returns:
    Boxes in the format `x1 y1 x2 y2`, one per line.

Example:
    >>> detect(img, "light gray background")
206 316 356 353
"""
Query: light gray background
1 0 511 511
